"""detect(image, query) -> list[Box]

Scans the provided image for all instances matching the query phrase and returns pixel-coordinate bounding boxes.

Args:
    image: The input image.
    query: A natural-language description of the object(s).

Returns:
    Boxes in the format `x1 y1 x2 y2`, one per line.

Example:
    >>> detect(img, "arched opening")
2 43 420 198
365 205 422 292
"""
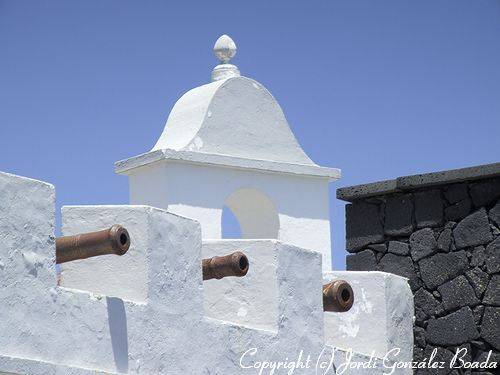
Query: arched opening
221 205 242 238
221 188 279 239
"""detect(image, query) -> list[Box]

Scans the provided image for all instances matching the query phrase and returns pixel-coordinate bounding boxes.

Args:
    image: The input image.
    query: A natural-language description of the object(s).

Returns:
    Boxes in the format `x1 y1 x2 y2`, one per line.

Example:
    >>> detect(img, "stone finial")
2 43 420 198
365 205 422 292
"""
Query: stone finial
214 34 237 63
211 34 240 82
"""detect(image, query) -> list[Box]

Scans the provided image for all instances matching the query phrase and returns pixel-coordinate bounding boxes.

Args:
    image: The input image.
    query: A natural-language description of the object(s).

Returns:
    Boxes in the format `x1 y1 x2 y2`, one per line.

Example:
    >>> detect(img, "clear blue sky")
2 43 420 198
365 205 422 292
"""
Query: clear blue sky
1 1 499 270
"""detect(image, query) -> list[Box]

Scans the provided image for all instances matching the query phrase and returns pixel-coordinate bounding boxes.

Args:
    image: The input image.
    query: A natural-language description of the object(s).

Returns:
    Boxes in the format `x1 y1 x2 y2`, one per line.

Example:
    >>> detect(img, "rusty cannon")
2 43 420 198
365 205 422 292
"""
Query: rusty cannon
202 251 249 281
56 225 131 264
323 280 354 312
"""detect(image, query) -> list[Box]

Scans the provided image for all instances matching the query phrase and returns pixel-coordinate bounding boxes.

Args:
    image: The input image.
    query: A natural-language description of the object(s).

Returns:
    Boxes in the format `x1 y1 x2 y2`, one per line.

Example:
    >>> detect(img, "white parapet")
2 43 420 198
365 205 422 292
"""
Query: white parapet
0 170 414 374
202 240 325 334
59 205 195 304
202 240 281 332
323 271 414 367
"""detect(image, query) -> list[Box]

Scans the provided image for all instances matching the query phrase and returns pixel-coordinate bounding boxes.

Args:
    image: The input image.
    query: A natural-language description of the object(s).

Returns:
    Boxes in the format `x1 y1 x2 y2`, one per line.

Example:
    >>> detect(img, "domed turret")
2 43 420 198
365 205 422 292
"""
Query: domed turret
116 35 340 270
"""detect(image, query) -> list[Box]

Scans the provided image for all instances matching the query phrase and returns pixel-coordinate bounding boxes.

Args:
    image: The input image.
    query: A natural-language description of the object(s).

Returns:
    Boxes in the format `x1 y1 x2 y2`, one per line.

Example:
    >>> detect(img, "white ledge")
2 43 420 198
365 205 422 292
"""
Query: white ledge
115 149 341 180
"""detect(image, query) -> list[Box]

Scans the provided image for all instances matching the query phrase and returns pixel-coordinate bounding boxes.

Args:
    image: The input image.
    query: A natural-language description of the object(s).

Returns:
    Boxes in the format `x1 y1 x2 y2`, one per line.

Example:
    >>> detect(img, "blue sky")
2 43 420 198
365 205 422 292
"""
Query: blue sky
1 1 499 270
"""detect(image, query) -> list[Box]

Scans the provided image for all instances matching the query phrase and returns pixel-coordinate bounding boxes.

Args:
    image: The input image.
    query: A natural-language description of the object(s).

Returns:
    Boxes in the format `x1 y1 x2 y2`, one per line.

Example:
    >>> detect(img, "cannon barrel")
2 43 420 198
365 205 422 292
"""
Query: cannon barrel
323 280 354 312
202 251 249 280
56 225 130 264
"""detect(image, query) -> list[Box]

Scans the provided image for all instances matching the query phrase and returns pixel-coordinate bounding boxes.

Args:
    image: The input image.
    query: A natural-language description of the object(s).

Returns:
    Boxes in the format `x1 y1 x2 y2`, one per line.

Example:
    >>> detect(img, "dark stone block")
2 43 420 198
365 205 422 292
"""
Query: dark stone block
440 222 456 252
470 178 500 208
384 194 414 236
437 228 453 252
444 183 469 204
473 349 500 368
473 305 485 326
444 221 456 229
444 183 469 205
483 274 499 306
445 198 472 222
368 243 387 254
453 208 493 249
470 246 486 268
422 346 455 375
410 228 438 262
415 326 426 348
336 179 398 202
438 275 480 312
485 237 500 274
398 163 500 190
426 307 480 345
415 308 427 327
489 200 500 227
470 339 488 351
346 249 377 271
419 251 468 290
444 221 457 229
414 288 444 318
465 267 490 299
437 228 452 252
388 240 409 255
448 343 472 364
481 307 500 350
414 346 424 361
378 253 420 290
345 201 384 252
338 163 500 203
415 189 444 228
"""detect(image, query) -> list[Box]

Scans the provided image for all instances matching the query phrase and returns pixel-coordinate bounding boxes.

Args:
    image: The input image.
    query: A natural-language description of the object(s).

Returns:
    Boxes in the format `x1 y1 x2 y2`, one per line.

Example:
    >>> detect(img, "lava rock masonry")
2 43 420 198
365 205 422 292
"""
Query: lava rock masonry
341 172 500 365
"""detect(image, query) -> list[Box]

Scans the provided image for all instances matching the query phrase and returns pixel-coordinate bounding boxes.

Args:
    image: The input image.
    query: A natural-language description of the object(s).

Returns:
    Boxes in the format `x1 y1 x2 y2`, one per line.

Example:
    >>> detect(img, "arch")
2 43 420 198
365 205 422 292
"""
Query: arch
221 205 242 239
222 188 279 239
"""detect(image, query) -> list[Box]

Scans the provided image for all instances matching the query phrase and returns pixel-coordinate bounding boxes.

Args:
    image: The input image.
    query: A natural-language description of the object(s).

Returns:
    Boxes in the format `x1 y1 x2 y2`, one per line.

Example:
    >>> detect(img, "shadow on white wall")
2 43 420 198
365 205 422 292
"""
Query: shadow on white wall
222 188 279 239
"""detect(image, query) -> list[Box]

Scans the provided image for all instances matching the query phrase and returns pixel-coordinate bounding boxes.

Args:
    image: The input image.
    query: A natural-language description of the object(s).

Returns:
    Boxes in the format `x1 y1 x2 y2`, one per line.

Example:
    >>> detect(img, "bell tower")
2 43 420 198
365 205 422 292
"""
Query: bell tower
115 35 340 270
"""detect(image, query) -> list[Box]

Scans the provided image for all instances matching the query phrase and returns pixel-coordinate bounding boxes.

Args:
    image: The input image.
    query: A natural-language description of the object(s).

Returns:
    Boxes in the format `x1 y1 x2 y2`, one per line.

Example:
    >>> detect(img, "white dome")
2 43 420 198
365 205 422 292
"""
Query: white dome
152 76 316 166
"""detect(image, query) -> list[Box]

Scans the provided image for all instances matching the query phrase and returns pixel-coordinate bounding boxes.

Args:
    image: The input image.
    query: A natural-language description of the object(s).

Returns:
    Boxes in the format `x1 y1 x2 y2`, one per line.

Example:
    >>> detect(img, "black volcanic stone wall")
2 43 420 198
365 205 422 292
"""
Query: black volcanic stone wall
343 176 500 372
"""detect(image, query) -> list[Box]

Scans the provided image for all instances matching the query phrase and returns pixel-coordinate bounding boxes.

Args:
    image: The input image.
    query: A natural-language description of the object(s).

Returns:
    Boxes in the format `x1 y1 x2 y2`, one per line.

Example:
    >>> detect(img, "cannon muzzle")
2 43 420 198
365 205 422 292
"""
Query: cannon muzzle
202 251 249 280
323 280 354 312
56 225 130 264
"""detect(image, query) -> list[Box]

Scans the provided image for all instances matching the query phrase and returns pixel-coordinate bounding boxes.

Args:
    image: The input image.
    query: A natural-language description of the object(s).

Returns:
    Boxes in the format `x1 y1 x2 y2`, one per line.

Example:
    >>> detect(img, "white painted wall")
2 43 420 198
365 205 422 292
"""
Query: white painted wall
0 172 321 374
119 73 340 272
127 161 333 270
1 171 413 374
323 271 414 363
202 240 280 332
60 206 152 303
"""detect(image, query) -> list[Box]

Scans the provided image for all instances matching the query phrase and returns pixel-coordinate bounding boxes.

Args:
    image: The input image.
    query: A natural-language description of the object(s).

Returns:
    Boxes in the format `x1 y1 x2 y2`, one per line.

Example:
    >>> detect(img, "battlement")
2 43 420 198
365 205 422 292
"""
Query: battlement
0 171 413 374
0 35 415 374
